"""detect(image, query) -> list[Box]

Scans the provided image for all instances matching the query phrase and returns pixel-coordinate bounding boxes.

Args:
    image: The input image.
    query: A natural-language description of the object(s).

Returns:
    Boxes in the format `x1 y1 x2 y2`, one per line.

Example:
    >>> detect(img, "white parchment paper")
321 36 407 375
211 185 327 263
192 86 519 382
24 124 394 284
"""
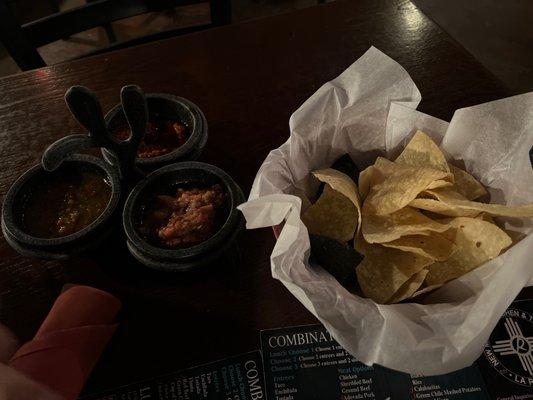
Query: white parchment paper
238 47 533 375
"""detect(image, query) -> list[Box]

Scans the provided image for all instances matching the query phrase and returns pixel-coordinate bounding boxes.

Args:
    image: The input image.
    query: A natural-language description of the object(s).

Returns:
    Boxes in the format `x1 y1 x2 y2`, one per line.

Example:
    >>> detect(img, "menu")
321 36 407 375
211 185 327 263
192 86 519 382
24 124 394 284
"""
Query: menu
83 299 533 400
260 325 489 400
82 351 265 400
259 298 533 400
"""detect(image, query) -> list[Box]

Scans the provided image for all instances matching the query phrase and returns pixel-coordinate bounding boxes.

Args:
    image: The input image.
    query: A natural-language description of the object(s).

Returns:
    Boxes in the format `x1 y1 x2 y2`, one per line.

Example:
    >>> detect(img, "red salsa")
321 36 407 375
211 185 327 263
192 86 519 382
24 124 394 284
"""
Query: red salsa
114 118 189 158
21 168 112 238
139 184 226 248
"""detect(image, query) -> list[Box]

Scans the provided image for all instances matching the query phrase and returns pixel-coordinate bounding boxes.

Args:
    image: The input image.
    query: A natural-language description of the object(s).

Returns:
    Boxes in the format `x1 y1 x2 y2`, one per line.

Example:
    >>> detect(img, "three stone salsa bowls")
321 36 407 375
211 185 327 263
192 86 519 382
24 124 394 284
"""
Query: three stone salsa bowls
1 85 244 269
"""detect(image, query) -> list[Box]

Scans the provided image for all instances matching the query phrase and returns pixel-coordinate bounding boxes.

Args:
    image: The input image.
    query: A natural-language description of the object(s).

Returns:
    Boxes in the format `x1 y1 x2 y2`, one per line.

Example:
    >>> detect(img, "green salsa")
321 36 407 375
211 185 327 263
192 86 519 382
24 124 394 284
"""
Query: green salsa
20 167 112 238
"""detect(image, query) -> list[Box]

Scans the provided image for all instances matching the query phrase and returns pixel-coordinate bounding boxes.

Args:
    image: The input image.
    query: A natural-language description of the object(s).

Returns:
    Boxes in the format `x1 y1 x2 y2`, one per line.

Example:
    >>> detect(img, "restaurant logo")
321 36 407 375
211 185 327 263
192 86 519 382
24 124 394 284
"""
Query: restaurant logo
483 308 533 388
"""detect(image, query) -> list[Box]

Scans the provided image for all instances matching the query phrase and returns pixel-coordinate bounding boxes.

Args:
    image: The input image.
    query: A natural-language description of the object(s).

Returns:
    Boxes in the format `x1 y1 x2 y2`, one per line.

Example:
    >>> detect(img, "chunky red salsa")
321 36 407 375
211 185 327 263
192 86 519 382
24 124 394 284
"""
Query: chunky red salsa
114 118 189 158
22 168 111 238
139 184 226 248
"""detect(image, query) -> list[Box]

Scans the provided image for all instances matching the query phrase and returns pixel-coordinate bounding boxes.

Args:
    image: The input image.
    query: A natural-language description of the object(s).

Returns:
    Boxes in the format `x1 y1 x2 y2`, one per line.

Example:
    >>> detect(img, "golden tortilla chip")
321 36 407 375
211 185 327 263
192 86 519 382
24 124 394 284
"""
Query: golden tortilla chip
421 188 533 218
302 185 358 242
412 284 443 298
409 198 481 217
358 166 374 200
425 217 512 286
425 188 468 201
359 158 395 196
449 164 487 200
368 157 407 184
395 131 450 173
410 188 482 217
387 269 429 304
382 232 455 261
356 246 433 304
312 168 362 235
362 161 452 215
362 207 449 243
427 179 453 190
354 235 370 255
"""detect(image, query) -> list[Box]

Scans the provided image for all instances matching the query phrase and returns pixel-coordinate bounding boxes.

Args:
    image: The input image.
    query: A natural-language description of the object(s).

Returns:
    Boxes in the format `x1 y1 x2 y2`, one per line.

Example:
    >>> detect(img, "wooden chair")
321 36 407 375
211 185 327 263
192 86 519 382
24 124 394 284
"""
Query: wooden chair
0 0 231 71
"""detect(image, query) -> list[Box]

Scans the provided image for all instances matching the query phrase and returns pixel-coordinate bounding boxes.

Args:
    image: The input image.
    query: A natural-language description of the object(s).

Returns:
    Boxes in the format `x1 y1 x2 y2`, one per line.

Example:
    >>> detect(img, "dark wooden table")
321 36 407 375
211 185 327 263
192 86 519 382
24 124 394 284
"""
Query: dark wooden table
0 0 528 395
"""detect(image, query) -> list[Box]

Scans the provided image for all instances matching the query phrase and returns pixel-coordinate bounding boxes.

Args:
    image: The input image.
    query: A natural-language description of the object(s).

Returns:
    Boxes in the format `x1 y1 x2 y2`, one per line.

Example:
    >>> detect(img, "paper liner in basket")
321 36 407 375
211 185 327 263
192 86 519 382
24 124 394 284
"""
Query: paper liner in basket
238 47 533 375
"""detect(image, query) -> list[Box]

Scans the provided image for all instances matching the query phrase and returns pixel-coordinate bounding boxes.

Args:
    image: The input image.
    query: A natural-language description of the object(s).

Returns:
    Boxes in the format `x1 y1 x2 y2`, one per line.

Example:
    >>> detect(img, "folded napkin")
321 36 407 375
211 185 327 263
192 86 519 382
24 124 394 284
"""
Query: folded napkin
9 285 121 400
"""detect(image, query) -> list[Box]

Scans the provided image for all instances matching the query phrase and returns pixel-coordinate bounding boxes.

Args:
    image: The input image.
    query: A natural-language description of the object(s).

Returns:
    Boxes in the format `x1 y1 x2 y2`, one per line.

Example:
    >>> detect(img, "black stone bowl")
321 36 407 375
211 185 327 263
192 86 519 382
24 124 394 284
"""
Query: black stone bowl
102 94 208 170
1 154 121 259
123 161 245 271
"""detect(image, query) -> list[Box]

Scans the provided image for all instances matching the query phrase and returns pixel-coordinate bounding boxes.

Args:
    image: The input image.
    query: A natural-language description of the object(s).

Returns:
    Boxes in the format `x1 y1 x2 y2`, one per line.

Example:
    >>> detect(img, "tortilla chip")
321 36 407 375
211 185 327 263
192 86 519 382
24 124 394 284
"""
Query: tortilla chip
412 284 443 298
358 166 374 200
362 207 449 243
366 157 404 186
312 168 362 235
427 179 453 190
387 269 429 304
395 131 450 173
410 188 482 217
356 245 433 304
422 188 533 218
409 198 481 217
425 217 512 286
362 161 452 215
382 232 455 261
425 188 468 201
354 235 371 255
449 164 487 200
302 185 358 242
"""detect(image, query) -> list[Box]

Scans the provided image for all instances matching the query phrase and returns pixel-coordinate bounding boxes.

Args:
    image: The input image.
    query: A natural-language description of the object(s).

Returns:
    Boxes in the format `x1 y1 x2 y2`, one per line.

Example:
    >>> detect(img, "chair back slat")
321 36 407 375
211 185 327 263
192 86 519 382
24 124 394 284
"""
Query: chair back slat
0 0 231 71
22 0 188 47
0 0 45 70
